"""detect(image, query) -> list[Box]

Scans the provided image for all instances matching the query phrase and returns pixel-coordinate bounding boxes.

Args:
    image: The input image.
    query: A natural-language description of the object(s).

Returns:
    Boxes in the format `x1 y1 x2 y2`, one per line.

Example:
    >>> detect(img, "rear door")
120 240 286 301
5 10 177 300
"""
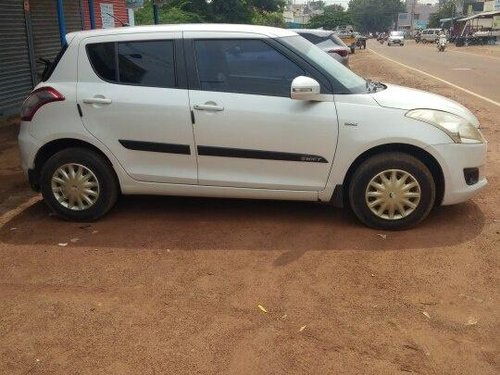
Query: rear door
77 32 198 184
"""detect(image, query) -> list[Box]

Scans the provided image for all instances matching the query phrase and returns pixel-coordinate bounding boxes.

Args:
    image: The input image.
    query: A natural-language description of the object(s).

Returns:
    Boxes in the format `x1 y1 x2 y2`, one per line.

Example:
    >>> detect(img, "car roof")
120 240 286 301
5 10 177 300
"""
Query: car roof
67 24 297 41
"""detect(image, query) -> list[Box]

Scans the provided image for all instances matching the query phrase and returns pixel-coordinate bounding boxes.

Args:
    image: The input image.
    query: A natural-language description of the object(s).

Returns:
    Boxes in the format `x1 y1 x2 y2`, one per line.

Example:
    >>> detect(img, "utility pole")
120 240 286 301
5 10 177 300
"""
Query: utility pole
153 2 160 25
409 0 416 36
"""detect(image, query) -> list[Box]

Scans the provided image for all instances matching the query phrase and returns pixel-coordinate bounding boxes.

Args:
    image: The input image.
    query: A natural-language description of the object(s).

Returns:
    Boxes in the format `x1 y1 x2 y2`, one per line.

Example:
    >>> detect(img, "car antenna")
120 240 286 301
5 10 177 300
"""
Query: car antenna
105 12 129 27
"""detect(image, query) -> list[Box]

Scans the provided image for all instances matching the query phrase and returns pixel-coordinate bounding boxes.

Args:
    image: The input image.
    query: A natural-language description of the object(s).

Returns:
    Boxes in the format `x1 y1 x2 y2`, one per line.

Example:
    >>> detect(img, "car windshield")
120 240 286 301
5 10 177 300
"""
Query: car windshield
280 35 367 93
391 31 404 36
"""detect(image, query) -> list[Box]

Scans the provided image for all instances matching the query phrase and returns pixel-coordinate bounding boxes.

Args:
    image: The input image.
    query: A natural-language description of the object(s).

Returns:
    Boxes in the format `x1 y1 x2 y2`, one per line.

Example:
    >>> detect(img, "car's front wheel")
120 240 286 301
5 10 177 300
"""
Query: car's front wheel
40 148 118 221
349 152 436 230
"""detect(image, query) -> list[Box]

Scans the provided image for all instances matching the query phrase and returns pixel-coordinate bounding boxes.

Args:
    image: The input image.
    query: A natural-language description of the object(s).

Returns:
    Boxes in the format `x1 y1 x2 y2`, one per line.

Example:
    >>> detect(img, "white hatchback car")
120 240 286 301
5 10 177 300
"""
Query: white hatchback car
18 24 487 229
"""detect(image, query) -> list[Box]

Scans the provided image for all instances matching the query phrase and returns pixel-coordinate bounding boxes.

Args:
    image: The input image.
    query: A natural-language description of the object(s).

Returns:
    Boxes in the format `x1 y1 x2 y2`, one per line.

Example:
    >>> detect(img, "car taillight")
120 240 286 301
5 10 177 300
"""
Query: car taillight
329 49 348 58
20 87 65 121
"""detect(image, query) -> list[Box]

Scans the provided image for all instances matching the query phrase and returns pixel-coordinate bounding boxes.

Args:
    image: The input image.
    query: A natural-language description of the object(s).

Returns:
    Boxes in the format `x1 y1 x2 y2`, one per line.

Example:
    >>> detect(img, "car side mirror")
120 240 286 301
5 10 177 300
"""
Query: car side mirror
291 76 321 101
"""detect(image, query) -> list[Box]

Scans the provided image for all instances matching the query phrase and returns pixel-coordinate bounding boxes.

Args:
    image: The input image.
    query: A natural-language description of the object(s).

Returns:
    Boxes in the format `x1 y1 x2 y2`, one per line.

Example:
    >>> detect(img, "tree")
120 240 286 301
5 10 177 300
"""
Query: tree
135 0 286 25
252 10 285 27
309 1 326 11
428 0 455 28
348 0 405 32
135 0 206 25
308 4 352 30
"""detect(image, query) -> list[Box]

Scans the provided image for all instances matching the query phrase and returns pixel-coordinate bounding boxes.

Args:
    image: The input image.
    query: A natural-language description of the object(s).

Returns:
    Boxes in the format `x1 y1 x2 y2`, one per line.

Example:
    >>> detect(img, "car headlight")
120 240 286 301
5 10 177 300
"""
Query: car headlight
406 109 484 144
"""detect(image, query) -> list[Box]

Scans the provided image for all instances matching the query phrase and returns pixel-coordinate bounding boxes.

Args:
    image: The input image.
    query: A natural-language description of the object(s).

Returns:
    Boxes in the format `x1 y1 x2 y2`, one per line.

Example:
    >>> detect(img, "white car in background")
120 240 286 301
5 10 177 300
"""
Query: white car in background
388 30 405 46
18 24 487 229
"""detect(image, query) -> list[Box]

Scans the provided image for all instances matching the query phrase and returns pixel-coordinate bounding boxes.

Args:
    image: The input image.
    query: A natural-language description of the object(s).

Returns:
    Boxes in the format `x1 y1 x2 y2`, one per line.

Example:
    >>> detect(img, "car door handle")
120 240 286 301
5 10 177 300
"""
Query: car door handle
193 104 224 112
83 97 112 105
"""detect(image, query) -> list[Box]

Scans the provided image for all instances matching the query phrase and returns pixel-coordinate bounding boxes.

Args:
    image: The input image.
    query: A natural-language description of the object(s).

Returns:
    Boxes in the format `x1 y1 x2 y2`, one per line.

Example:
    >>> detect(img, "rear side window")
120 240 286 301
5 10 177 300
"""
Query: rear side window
86 40 176 88
194 39 305 97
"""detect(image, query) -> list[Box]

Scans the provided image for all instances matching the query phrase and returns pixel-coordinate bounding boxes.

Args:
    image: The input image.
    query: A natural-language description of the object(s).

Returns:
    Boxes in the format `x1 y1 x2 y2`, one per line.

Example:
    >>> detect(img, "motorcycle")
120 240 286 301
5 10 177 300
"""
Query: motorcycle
414 34 421 44
437 36 447 52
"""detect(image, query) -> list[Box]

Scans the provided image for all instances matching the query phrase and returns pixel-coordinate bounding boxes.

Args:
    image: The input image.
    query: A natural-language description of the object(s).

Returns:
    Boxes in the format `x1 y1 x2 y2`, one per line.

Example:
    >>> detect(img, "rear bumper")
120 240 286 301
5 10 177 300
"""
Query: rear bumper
426 142 487 205
18 122 40 190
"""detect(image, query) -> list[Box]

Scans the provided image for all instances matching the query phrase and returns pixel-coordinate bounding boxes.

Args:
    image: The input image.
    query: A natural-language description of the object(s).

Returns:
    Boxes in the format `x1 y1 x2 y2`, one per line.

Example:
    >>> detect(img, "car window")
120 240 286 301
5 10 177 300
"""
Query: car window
86 40 176 88
194 39 305 97
280 35 366 94
298 33 331 45
118 41 175 87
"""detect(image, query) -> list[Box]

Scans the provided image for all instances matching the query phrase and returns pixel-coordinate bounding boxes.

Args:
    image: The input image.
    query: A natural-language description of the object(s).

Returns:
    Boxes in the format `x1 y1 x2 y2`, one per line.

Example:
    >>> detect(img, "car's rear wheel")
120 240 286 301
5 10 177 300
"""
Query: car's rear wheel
349 152 436 230
40 148 118 221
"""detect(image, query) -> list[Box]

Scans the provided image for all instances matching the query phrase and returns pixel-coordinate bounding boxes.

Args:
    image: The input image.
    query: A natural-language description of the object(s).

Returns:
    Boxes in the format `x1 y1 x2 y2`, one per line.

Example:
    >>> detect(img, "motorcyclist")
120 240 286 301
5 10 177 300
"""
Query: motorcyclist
437 30 447 51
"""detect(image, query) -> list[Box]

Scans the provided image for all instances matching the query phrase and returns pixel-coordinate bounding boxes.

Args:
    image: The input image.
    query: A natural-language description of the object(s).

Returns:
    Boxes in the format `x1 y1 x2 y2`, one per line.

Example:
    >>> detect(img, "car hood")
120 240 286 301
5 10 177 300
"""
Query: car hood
389 35 404 39
371 84 480 127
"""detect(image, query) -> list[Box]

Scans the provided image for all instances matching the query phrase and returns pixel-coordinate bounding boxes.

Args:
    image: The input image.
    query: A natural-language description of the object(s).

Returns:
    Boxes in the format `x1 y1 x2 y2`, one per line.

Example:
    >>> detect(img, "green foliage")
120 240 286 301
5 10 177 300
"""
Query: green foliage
252 10 285 27
135 1 204 25
348 0 405 32
428 0 455 28
135 0 286 25
308 4 352 30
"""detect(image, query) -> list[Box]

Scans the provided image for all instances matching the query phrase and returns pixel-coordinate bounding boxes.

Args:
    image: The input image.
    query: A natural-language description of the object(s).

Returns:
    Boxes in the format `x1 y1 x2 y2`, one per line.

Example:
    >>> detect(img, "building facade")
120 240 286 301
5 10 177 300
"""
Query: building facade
398 1 439 31
0 0 129 117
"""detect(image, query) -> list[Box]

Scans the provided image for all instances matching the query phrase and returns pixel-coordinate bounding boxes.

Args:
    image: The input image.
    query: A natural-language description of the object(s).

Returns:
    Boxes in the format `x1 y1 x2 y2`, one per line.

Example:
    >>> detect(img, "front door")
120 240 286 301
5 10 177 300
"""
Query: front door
77 32 197 184
185 35 339 191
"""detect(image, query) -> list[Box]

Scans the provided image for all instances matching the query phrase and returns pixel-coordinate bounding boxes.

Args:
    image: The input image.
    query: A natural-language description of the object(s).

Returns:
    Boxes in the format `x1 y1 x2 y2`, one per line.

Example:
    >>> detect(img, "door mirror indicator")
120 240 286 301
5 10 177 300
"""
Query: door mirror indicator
291 76 322 101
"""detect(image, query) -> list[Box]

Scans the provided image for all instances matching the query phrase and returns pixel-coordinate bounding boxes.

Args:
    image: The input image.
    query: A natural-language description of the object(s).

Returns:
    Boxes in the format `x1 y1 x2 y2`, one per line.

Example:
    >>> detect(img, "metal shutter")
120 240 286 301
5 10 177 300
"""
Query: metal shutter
30 0 61 79
65 0 84 33
0 0 33 116
31 1 84 82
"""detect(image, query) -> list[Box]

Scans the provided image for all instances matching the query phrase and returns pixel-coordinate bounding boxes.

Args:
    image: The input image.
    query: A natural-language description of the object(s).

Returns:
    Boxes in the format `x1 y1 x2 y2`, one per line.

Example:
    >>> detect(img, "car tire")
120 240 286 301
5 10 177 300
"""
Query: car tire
348 152 436 230
40 147 119 221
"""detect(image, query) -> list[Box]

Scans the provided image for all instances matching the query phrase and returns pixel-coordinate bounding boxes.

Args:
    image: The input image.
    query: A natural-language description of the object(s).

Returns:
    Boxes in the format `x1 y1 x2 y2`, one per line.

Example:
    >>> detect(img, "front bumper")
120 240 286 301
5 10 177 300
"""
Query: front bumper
426 142 487 205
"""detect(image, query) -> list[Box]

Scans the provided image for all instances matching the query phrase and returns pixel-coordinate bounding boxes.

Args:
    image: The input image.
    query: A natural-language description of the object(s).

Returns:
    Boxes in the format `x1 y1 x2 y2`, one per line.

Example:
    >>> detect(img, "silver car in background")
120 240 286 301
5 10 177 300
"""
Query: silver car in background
293 29 350 67
388 30 405 46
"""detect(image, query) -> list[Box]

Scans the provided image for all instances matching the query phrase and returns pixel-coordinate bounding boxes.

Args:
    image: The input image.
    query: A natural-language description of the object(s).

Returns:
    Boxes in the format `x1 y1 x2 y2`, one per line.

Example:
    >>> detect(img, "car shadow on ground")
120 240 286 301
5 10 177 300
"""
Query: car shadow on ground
0 195 485 255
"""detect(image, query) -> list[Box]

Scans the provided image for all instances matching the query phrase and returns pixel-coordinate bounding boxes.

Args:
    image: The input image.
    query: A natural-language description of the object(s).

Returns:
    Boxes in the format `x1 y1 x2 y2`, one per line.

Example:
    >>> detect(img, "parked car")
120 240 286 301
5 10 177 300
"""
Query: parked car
19 24 487 229
387 30 405 46
293 29 350 67
421 28 442 43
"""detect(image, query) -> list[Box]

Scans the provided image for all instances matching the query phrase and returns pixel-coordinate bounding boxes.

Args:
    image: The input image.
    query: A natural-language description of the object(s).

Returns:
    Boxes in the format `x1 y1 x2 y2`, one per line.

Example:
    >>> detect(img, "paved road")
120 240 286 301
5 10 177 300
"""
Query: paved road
368 40 500 104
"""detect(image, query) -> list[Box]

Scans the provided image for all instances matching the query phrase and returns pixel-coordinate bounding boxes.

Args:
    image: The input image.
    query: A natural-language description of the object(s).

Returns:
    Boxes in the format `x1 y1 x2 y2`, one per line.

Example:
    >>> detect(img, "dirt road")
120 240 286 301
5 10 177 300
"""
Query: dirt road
0 48 498 374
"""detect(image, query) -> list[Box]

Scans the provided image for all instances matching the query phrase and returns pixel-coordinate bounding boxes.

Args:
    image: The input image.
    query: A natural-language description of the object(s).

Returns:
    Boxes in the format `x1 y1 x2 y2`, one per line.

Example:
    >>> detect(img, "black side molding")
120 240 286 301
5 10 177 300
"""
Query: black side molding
197 145 328 163
119 140 191 155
